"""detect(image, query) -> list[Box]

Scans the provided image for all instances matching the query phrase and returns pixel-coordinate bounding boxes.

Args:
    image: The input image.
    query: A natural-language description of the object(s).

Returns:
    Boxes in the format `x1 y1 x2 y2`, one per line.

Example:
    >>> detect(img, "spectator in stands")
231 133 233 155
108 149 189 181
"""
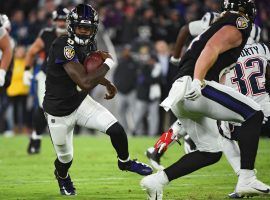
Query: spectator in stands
113 45 138 133
7 45 29 134
132 45 162 136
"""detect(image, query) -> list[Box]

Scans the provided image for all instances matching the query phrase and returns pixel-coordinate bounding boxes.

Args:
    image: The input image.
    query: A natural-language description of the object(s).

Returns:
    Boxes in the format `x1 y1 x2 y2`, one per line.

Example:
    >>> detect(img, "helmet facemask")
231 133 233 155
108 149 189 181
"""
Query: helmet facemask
67 4 99 46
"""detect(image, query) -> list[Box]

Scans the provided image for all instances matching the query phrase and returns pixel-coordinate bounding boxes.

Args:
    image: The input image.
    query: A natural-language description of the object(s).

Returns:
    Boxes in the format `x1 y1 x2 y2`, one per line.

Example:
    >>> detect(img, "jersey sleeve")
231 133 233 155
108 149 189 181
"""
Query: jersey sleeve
53 37 79 65
189 12 212 36
225 14 251 39
38 29 49 43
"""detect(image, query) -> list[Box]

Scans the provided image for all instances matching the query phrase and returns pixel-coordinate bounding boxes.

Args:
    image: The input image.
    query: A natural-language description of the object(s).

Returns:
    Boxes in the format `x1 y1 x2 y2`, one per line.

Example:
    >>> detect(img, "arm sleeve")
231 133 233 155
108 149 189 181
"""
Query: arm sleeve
53 38 79 65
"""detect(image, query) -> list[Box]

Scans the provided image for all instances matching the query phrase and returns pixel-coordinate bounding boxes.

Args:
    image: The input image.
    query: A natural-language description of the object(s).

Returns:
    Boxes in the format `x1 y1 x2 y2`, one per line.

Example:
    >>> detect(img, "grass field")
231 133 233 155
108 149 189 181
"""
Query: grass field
0 135 269 200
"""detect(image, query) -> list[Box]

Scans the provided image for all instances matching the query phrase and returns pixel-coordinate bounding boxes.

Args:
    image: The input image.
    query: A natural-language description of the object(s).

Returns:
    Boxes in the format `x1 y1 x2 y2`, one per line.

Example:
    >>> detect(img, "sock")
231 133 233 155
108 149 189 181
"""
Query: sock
164 151 222 181
238 111 263 170
222 137 240 176
33 107 47 136
31 130 42 140
54 158 72 179
106 122 129 161
239 169 256 182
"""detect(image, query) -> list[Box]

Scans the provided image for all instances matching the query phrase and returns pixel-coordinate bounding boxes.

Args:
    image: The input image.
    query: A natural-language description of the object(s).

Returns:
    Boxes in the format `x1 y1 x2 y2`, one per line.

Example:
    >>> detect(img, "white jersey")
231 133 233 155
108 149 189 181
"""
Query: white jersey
224 42 270 115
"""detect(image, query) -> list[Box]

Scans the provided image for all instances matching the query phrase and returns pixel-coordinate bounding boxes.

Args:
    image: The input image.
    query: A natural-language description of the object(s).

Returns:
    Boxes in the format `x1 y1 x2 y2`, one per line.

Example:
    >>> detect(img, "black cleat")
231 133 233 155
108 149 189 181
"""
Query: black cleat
27 138 41 154
54 170 76 195
118 159 153 176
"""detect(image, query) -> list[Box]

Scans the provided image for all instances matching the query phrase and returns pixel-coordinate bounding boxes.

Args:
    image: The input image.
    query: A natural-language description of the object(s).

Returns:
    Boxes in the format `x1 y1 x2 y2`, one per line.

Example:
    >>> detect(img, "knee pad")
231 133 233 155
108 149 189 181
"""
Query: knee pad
57 151 73 163
55 144 73 163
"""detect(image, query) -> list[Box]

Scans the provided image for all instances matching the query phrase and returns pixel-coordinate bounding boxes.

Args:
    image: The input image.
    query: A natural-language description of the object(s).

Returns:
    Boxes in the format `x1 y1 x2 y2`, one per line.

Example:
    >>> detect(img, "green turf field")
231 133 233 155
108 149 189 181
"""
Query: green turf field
0 135 269 200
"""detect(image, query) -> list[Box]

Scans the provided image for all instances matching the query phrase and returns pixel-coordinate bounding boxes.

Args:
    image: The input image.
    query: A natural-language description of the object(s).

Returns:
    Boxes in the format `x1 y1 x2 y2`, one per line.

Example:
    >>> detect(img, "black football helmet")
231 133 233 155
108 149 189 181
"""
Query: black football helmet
52 6 69 34
67 4 99 45
52 6 69 21
221 0 256 21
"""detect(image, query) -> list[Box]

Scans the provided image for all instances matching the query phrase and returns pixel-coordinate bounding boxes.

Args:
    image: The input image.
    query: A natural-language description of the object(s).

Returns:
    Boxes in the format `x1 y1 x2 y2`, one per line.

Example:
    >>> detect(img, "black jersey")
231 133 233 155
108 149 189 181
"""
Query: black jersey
43 35 97 116
177 12 252 82
38 28 58 72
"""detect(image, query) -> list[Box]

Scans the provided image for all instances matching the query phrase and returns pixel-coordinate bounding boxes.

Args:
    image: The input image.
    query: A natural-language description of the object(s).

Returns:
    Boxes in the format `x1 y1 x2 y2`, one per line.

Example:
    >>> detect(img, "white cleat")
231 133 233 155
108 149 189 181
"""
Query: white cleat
235 173 270 198
140 171 169 200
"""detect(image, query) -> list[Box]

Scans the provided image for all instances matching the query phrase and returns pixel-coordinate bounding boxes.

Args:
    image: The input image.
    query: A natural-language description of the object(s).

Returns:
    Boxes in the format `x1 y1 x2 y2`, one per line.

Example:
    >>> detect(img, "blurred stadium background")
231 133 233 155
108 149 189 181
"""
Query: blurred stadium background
0 0 270 136
0 0 270 199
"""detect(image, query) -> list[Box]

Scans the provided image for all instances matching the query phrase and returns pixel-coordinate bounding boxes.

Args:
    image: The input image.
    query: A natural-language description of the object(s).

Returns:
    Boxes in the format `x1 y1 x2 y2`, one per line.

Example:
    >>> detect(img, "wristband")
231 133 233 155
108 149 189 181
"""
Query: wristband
104 58 116 69
170 56 181 63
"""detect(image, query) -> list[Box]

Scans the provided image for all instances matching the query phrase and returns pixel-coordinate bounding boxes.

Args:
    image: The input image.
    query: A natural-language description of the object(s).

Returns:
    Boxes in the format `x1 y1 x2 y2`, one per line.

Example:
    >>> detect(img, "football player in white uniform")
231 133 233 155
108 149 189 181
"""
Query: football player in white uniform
0 14 12 88
141 0 270 199
146 5 270 199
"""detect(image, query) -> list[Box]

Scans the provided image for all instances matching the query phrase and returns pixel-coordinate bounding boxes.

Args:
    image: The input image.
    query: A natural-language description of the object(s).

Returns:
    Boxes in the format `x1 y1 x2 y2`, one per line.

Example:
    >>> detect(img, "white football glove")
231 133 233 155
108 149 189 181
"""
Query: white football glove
170 56 181 66
0 69 6 87
184 79 204 100
23 70 33 86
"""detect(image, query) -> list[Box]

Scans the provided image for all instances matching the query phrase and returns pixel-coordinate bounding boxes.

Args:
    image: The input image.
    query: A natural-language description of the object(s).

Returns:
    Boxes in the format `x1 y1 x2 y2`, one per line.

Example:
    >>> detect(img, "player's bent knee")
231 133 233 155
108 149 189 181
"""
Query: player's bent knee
245 110 264 123
106 122 125 136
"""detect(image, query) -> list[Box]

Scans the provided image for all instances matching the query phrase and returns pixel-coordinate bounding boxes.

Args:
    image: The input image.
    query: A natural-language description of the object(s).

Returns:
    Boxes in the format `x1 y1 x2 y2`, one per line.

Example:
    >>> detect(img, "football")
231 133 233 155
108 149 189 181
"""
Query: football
84 51 104 73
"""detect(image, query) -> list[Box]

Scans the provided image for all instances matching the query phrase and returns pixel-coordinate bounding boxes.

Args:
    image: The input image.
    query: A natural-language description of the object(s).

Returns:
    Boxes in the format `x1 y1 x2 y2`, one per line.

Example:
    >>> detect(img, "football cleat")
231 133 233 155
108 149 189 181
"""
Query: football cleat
140 171 169 200
235 174 270 198
118 159 153 176
146 147 165 171
54 170 76 195
27 138 41 154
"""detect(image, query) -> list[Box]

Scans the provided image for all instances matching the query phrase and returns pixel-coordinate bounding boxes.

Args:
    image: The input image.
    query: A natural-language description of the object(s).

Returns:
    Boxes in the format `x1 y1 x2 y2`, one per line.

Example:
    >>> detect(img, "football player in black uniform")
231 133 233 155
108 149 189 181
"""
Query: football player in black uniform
23 6 69 154
141 0 270 199
0 14 12 88
43 4 152 196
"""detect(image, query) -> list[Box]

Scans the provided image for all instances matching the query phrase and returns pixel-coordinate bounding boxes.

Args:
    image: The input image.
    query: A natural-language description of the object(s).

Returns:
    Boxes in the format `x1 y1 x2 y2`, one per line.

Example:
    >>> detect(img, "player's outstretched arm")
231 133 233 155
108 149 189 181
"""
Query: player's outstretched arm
172 25 190 61
194 26 242 81
25 37 44 68
64 61 109 91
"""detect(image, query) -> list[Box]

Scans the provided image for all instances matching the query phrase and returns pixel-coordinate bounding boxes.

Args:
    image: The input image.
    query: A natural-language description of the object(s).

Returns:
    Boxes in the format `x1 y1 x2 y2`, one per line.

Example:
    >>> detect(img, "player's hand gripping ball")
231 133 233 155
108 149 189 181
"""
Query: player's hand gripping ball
84 51 104 73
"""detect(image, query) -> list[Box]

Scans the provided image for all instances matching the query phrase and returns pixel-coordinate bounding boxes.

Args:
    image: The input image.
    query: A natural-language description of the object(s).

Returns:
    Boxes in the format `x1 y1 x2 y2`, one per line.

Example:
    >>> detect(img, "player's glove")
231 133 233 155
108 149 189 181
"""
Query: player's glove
184 79 205 100
154 129 174 154
23 70 33 86
170 56 181 66
0 69 6 87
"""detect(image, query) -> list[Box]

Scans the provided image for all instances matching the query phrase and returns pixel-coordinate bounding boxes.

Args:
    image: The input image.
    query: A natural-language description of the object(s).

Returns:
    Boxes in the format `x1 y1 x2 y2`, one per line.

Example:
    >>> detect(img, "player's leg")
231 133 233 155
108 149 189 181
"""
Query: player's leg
141 117 223 199
76 95 152 176
146 120 186 170
45 112 76 195
182 81 269 196
27 107 47 154
27 71 47 154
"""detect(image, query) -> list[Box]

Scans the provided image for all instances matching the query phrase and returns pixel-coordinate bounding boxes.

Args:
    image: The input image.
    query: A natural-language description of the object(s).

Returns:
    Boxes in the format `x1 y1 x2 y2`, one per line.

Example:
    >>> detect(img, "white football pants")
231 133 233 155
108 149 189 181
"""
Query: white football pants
45 95 118 163
163 76 261 152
